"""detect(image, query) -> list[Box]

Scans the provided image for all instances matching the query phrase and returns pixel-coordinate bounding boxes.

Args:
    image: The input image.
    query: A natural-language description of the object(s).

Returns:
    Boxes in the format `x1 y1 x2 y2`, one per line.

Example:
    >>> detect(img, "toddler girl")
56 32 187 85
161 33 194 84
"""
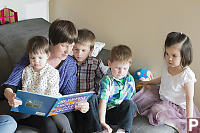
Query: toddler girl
22 36 61 97
134 32 200 133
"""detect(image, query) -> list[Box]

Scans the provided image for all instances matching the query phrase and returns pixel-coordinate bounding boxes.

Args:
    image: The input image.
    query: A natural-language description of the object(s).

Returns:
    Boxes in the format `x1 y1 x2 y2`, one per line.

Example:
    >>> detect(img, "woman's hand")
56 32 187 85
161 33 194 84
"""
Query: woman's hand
100 122 112 133
75 101 89 113
4 88 22 107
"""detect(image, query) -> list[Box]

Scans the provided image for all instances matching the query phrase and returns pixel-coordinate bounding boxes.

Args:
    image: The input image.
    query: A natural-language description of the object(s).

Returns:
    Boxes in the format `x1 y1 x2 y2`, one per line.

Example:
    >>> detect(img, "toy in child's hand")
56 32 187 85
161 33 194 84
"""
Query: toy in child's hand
133 68 153 91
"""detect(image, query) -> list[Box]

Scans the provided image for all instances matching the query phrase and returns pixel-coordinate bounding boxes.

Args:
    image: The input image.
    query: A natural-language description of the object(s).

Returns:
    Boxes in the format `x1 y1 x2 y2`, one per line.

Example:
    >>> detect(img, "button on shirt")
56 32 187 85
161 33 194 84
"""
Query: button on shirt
99 72 136 110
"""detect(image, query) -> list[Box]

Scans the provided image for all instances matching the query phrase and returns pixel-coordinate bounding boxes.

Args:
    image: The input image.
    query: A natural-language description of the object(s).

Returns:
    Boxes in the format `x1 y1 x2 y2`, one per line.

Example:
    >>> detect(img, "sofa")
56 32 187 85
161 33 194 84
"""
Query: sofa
0 18 178 133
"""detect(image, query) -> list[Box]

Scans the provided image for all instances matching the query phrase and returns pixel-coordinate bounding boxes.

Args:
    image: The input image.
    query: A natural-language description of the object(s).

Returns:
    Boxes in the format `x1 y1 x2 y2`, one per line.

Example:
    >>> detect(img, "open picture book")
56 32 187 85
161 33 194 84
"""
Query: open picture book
11 90 95 117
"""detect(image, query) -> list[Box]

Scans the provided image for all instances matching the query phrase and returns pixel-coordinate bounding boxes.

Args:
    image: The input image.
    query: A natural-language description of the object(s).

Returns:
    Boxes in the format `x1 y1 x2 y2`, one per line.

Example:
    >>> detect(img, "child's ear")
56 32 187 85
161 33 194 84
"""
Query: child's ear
89 47 94 54
47 52 51 58
108 60 111 67
49 40 53 45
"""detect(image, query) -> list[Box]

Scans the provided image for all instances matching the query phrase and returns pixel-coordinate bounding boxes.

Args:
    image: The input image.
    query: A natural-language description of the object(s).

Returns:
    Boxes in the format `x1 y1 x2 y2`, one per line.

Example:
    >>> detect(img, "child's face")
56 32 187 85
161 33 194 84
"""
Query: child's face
29 52 49 72
164 43 182 68
73 42 93 64
108 60 130 79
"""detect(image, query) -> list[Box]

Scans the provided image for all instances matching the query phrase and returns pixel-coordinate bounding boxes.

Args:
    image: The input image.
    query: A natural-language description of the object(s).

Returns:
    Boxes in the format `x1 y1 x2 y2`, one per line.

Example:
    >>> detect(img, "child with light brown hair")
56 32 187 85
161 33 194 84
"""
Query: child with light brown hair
98 45 137 133
73 28 107 93
22 36 61 97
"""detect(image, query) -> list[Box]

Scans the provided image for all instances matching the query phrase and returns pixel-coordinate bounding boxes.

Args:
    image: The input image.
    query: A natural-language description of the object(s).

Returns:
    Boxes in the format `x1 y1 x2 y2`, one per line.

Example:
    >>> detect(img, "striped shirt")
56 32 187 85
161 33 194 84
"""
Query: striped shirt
2 53 77 95
75 56 106 93
99 72 136 110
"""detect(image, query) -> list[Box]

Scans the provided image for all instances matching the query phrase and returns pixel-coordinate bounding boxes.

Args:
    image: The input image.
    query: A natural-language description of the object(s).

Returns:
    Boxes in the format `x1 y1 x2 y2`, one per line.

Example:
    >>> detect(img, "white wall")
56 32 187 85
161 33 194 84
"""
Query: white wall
50 0 200 109
0 0 49 21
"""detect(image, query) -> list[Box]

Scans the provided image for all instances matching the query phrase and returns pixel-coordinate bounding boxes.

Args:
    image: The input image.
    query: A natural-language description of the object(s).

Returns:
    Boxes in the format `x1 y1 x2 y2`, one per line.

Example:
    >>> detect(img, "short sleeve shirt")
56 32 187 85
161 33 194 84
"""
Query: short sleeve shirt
159 63 196 109
99 72 136 110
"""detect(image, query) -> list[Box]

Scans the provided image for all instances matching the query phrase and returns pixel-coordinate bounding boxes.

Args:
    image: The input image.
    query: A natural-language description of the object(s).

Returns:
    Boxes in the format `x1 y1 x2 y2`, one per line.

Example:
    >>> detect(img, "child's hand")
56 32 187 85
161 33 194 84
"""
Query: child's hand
75 101 89 113
136 81 150 91
101 122 112 133
139 81 151 88
134 112 138 117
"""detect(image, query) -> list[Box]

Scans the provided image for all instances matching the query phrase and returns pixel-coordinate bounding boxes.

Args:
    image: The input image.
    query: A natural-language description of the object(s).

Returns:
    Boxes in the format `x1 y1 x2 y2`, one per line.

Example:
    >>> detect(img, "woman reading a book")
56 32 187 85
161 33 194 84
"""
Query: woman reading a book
0 19 78 133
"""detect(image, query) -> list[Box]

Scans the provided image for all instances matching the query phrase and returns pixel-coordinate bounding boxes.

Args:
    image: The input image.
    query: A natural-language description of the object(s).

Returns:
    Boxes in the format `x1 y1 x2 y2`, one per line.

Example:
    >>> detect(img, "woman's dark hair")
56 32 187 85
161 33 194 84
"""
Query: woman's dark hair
49 19 78 45
165 32 192 67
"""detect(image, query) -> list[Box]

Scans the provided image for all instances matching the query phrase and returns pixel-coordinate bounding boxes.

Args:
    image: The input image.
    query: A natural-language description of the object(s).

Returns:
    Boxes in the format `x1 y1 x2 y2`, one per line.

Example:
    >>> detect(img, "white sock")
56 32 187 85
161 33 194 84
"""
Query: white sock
116 128 125 133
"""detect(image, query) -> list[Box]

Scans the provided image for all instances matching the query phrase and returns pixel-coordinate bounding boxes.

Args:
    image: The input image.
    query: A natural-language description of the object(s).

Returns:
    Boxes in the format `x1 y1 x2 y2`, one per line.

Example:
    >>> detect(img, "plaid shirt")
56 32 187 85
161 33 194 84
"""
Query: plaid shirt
75 56 107 93
99 72 136 110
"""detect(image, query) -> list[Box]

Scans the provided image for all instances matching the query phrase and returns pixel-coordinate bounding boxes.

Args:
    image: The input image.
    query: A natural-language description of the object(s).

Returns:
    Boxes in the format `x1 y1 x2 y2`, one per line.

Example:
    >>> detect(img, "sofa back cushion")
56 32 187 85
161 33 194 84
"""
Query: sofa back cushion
0 18 50 85
97 48 110 66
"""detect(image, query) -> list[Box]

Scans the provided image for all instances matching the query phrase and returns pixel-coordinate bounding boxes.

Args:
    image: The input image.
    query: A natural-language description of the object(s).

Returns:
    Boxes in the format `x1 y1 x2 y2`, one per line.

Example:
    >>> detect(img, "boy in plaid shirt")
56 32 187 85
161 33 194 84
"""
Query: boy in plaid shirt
53 29 107 133
70 29 107 133
99 45 137 133
73 28 107 93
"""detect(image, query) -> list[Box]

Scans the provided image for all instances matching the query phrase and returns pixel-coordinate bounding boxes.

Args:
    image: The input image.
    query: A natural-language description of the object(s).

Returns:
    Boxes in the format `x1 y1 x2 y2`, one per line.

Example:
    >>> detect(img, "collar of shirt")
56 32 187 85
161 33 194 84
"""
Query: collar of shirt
107 71 130 83
29 63 49 74
73 56 94 66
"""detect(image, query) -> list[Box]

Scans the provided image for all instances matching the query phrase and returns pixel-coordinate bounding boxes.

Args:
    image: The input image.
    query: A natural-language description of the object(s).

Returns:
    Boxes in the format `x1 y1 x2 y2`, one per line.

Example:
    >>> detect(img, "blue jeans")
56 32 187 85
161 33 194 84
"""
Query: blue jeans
0 115 17 133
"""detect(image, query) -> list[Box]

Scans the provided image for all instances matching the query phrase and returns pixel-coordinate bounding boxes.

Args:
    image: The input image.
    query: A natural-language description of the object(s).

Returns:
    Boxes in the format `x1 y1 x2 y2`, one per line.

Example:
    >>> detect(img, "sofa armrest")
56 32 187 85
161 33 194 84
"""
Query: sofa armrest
0 18 50 85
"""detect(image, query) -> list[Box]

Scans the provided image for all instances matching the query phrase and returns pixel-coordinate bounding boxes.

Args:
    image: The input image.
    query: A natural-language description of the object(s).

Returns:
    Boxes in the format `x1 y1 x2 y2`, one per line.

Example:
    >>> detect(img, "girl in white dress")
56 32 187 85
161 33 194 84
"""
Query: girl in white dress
22 36 61 97
133 32 200 133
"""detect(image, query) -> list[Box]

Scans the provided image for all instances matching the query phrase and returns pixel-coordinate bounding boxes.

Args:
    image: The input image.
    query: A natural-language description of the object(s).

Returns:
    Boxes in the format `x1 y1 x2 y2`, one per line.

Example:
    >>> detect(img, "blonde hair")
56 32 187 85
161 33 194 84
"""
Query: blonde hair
110 45 132 64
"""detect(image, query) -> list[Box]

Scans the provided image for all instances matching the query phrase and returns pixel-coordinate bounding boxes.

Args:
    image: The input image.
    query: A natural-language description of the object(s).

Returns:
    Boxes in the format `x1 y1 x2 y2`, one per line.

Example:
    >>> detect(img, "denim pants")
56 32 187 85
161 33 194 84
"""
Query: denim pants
106 100 137 133
0 115 17 133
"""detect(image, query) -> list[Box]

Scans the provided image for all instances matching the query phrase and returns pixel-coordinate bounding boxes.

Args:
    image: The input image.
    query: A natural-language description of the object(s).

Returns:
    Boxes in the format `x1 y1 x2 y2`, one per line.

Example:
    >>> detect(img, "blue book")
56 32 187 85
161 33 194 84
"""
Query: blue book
11 90 95 117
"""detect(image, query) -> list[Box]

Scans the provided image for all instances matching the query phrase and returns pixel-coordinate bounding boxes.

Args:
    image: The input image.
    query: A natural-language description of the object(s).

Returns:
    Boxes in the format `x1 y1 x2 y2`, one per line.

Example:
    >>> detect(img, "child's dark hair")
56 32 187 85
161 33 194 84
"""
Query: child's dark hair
49 19 78 45
76 29 96 49
165 32 192 67
26 36 49 55
110 45 132 64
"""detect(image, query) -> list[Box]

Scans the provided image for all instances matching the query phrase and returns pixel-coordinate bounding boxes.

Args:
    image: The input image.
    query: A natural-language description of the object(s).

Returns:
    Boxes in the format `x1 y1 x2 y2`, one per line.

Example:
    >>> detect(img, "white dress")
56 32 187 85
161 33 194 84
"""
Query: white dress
133 63 200 133
22 63 61 97
159 63 196 109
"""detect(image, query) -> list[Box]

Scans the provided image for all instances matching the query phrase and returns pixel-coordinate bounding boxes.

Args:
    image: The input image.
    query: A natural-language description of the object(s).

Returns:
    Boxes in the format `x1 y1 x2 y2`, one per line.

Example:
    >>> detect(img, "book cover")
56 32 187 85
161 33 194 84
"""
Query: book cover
11 90 95 117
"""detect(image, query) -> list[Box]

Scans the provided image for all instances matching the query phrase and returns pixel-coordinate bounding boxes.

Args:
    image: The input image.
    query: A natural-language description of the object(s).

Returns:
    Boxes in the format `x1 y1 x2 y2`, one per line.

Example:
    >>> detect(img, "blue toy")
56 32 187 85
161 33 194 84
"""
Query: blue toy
133 68 153 81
